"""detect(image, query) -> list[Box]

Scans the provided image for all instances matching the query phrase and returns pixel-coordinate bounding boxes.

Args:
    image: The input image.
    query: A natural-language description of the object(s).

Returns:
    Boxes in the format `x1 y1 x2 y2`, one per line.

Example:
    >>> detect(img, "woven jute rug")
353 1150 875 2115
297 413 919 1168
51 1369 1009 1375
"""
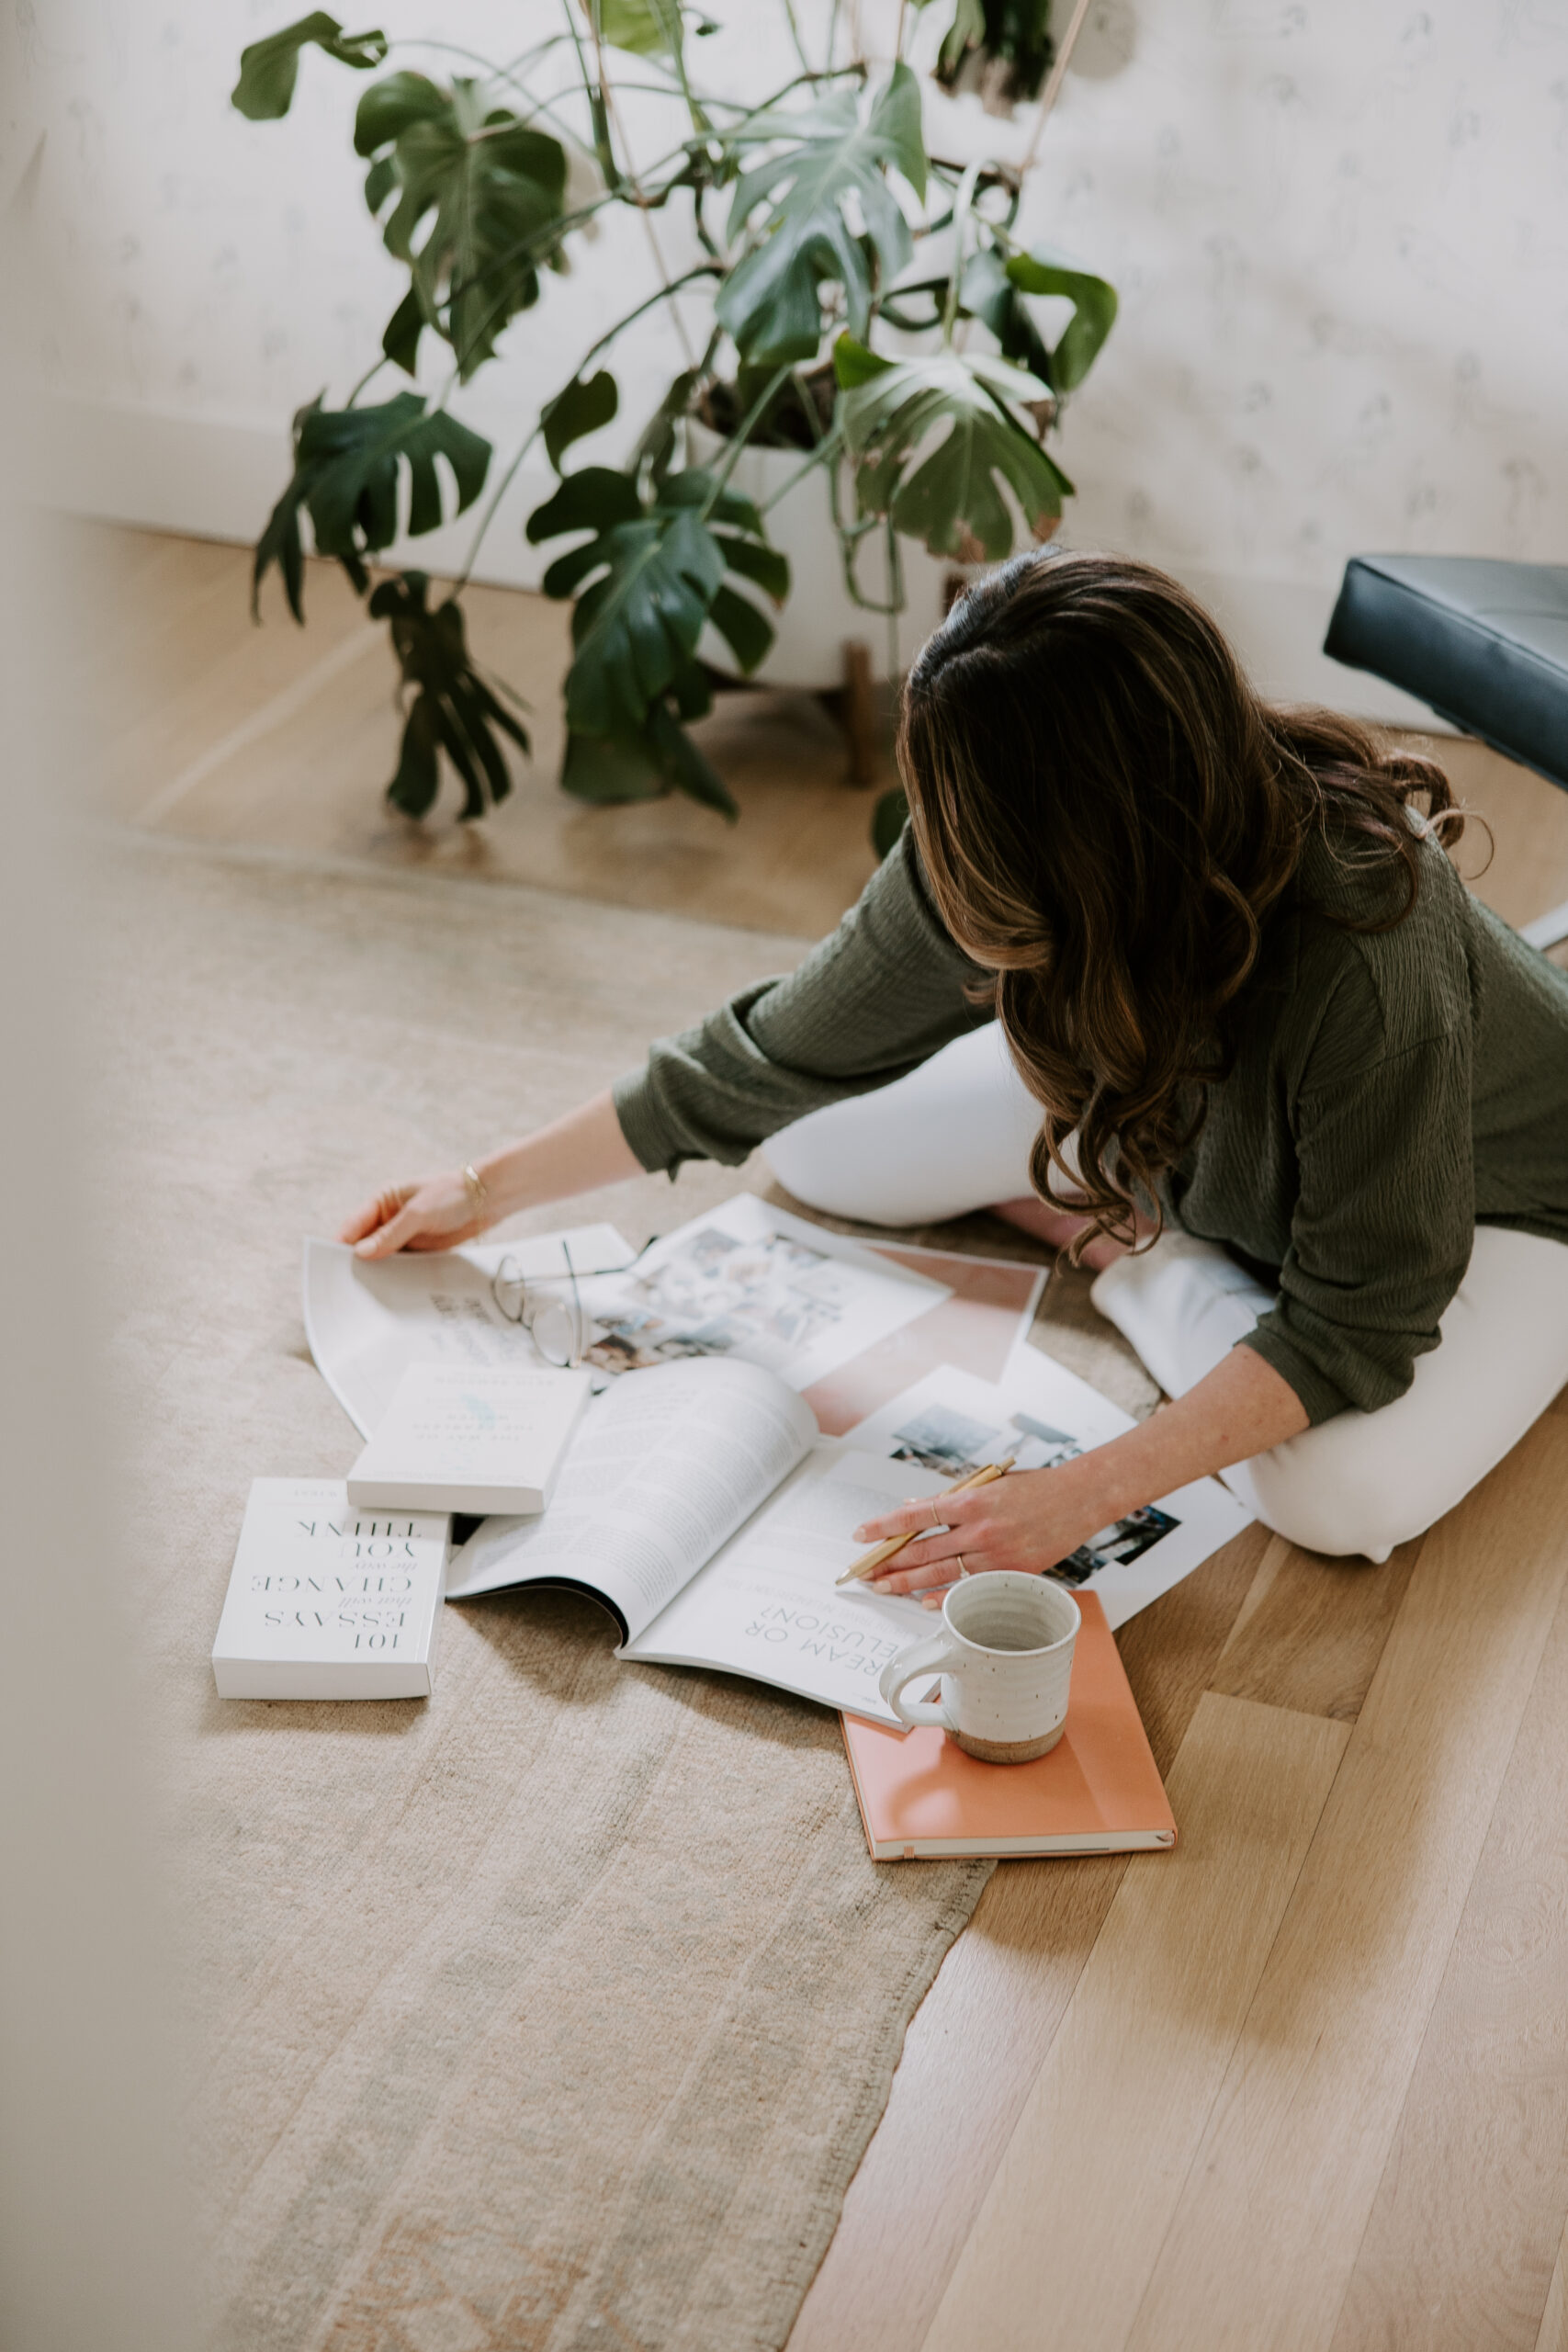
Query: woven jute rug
105 833 997 2352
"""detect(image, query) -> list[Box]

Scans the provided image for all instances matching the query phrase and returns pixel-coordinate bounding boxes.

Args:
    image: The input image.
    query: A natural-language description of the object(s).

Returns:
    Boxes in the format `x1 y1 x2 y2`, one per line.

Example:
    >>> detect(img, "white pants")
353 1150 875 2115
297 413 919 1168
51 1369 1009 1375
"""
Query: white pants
765 1025 1568 1563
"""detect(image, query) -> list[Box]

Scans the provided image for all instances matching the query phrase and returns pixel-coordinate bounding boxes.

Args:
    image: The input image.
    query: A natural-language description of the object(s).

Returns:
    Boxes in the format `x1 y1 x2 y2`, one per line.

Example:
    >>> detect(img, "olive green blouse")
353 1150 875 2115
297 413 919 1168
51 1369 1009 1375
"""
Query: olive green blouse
613 827 1568 1426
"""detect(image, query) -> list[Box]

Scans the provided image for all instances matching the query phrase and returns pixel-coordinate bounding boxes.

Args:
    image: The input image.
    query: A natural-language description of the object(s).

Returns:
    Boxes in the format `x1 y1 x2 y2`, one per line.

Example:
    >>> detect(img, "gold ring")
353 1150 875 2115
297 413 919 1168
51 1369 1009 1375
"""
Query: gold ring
956 1553 969 1577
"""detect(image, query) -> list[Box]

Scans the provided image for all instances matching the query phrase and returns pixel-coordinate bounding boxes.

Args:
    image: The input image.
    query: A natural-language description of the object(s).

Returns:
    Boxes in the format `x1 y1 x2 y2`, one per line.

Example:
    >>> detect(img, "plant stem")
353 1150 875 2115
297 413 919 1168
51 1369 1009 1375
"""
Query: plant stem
828 452 899 612
779 0 811 75
582 2 699 369
576 264 721 383
344 355 392 409
443 157 705 379
496 32 576 78
1018 0 1095 177
697 362 794 516
660 7 707 140
563 1 619 189
884 514 903 681
400 36 588 149
733 62 862 118
756 426 844 515
788 368 826 446
453 265 721 589
942 160 982 343
454 422 544 594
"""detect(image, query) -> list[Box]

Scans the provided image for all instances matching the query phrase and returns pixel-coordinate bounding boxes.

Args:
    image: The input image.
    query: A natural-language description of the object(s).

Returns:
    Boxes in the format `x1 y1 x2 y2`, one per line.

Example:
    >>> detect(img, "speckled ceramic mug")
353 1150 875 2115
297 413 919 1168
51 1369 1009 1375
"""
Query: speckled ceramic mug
878 1572 1080 1762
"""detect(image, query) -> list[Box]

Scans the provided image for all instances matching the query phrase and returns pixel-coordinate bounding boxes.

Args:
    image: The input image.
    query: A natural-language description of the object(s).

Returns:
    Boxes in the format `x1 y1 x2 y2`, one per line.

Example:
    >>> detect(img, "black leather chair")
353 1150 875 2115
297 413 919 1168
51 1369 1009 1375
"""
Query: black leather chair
1324 555 1568 950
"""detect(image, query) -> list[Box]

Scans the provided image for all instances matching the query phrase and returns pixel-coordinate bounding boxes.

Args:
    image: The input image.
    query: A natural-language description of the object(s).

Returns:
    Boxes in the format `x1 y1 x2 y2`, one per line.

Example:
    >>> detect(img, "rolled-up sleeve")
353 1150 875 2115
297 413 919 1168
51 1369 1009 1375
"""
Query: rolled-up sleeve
613 831 990 1176
1239 971 1475 1423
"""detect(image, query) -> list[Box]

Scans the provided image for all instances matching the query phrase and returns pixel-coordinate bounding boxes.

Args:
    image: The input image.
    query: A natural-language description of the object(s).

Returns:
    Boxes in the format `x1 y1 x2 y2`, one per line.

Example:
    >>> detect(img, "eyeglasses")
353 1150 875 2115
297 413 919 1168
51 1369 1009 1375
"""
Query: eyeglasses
490 1239 591 1368
489 1236 657 1369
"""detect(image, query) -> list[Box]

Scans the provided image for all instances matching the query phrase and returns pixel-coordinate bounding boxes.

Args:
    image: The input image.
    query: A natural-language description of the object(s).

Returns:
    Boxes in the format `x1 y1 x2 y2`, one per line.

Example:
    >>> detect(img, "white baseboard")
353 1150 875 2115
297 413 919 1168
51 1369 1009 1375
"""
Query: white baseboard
36 390 1445 729
35 390 558 594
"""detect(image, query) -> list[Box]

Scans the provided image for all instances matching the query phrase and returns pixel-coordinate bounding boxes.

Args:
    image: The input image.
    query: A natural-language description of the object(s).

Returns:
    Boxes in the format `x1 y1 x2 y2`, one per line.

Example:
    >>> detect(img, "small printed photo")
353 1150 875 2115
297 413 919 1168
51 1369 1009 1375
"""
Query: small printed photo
1055 1503 1180 1585
1009 1411 1083 1472
889 1403 1084 1478
888 1404 1003 1476
685 1228 743 1275
582 1306 666 1374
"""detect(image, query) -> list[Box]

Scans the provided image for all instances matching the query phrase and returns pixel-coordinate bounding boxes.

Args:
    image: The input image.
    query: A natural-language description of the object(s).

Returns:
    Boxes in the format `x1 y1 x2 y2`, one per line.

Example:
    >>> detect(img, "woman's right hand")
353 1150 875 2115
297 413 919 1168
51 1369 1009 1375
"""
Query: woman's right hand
338 1170 484 1259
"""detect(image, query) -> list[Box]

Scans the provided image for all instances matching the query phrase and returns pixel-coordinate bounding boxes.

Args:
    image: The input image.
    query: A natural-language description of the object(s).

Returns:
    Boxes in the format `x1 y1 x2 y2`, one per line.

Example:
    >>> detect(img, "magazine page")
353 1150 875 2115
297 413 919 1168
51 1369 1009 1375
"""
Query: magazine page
573 1193 950 1390
619 1445 950 1725
844 1355 1254 1630
303 1227 637 1436
444 1357 818 1642
802 1239 1049 1434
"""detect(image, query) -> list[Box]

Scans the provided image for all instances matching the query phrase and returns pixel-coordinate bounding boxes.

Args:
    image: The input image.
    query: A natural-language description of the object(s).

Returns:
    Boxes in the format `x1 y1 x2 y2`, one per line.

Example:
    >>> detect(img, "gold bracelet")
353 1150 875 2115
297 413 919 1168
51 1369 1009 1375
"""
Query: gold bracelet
462 1163 489 1222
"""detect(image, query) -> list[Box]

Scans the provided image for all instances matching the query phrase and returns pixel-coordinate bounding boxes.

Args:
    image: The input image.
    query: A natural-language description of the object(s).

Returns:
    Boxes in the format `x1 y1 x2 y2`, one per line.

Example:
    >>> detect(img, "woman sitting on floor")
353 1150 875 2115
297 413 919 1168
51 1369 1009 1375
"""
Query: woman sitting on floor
342 552 1568 1593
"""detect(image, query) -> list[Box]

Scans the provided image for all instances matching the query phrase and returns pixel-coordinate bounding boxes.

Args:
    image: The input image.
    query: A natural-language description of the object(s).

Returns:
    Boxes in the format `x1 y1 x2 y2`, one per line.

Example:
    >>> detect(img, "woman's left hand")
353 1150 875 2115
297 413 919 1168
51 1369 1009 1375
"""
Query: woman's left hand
854 1466 1101 1607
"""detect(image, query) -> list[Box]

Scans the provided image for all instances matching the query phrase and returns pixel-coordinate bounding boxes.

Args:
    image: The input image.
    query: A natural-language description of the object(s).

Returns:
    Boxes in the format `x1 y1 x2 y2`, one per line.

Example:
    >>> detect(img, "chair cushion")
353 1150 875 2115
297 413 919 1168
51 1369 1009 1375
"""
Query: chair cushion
1324 556 1568 790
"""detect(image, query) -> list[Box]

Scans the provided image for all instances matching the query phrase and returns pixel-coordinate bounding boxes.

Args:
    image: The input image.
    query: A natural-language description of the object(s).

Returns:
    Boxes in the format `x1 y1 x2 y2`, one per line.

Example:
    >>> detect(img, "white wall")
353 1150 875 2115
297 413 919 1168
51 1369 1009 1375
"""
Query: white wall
16 0 1568 712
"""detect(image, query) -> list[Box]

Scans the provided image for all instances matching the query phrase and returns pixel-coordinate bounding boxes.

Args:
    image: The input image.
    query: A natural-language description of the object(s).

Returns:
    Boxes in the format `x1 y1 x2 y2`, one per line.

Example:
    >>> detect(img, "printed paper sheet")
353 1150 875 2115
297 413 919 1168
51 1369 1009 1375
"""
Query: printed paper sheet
845 1353 1254 1629
303 1226 637 1437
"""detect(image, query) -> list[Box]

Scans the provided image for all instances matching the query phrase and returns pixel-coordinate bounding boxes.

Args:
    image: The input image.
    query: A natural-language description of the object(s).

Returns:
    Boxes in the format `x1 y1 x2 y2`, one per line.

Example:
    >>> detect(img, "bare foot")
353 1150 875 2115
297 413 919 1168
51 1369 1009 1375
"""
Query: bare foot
992 1193 1130 1272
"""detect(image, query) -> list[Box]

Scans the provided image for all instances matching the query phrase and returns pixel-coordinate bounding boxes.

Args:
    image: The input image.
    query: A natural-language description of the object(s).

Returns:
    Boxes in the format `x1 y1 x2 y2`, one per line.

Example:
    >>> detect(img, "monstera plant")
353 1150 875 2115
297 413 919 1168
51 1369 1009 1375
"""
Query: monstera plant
233 1 1115 837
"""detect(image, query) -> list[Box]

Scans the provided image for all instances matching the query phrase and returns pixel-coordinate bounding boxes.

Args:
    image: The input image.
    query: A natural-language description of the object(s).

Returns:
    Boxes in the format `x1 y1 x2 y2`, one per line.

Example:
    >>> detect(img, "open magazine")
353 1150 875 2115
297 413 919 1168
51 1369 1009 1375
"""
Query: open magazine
442 1345 1255 1720
446 1355 950 1725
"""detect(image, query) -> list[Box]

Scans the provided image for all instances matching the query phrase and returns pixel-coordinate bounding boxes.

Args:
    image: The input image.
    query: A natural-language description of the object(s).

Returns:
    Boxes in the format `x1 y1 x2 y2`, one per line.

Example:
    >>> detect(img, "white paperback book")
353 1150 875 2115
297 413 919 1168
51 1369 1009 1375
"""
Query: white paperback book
211 1479 451 1700
346 1360 594 1514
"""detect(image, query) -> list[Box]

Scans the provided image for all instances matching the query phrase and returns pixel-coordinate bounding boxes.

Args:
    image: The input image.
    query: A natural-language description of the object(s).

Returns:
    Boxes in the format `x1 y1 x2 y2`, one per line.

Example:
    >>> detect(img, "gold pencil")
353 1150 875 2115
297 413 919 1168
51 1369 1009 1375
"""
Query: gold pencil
836 1456 1017 1587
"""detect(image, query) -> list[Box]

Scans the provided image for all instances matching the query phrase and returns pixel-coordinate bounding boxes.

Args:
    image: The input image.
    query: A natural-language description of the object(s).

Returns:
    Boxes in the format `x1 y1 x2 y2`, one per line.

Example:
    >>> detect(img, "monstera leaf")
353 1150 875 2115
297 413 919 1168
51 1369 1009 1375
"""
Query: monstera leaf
595 0 685 57
541 369 619 472
369 572 529 820
231 12 386 121
254 392 491 617
630 368 701 490
876 246 1117 398
716 64 927 363
871 785 909 859
527 465 788 814
835 335 1072 562
1002 252 1119 393
355 74 568 379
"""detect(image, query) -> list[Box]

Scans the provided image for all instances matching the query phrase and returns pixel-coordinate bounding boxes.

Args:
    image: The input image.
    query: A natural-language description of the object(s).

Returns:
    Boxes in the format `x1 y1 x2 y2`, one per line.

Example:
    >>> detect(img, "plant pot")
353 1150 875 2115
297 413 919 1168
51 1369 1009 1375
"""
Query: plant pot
688 423 957 692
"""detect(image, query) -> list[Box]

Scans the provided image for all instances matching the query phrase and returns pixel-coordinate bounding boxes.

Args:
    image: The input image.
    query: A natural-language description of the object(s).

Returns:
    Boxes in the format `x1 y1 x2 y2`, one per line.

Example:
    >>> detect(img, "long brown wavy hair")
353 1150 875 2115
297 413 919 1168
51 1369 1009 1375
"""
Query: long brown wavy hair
897 549 1469 1257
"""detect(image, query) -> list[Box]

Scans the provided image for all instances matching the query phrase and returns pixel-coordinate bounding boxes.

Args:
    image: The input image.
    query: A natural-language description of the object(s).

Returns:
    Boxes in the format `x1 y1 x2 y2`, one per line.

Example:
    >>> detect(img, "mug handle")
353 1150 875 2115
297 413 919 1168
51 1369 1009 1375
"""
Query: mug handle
880 1631 964 1729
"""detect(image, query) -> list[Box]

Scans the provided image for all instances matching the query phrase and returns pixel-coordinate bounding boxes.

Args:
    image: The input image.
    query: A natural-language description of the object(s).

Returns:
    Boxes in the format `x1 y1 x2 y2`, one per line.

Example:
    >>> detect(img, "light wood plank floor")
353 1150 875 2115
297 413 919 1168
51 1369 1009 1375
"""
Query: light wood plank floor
86 525 1568 2350
72 523 1568 951
74 524 883 940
